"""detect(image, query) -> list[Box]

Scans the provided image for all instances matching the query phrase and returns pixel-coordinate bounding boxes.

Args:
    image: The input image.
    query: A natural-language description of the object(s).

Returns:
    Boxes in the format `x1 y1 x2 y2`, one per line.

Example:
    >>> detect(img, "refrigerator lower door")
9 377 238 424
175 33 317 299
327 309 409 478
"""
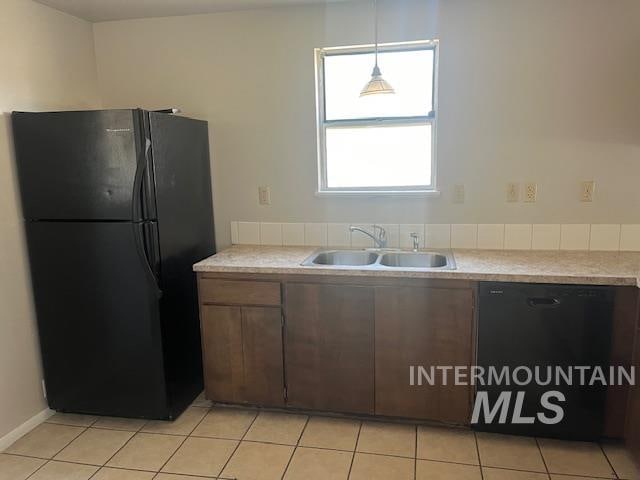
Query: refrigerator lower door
25 221 169 419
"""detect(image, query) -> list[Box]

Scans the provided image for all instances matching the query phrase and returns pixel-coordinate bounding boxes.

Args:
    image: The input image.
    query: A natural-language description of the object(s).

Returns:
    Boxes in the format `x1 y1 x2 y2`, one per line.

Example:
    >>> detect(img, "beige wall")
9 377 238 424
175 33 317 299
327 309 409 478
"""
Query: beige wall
0 0 100 438
93 0 640 249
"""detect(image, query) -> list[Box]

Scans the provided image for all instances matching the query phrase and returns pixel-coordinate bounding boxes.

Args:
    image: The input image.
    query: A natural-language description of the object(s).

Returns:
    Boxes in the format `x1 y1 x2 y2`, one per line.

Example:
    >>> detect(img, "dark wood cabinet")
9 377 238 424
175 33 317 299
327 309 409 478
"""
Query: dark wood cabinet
201 305 243 403
199 278 281 306
200 304 284 406
374 285 474 423
197 272 637 439
604 287 640 437
241 307 285 405
284 283 375 414
627 326 640 464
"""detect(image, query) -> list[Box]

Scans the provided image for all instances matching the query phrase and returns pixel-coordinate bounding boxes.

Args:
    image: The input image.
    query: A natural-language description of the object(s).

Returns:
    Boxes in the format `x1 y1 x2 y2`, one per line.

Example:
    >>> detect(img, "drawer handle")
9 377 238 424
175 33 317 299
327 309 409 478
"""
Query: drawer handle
527 297 561 308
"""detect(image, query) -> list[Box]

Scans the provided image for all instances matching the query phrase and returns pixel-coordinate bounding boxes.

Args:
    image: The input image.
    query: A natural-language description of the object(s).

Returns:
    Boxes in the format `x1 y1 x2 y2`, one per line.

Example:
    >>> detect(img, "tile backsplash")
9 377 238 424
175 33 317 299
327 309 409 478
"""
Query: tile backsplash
230 222 640 252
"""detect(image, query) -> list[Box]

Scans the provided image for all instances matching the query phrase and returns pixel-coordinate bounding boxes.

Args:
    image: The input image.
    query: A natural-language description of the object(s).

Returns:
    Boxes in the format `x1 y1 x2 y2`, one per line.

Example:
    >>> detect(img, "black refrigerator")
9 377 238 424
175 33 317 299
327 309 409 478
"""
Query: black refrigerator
12 109 215 420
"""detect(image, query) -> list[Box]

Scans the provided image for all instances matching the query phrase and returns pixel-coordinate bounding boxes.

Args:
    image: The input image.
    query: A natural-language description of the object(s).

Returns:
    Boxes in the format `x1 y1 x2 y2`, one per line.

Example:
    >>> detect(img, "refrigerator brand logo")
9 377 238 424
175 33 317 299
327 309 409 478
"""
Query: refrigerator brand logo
106 128 132 133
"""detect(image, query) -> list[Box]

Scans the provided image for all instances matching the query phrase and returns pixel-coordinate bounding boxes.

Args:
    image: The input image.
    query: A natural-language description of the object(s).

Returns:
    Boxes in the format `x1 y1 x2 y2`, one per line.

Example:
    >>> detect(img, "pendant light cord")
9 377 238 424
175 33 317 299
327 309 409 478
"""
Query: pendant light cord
374 0 379 68
360 0 394 95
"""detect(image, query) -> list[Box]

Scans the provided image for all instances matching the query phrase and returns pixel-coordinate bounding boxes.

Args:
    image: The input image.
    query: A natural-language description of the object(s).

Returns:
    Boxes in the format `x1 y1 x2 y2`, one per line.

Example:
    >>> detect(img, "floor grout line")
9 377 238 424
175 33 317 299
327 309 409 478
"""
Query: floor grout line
88 464 157 474
279 414 310 480
23 458 49 480
45 413 100 429
347 421 363 480
1 452 57 461
214 406 260 479
153 406 212 476
6 404 638 480
23 424 89 480
89 425 145 433
153 471 223 479
534 437 552 480
473 431 484 480
598 442 621 480
15 448 613 480
139 406 209 436
414 457 481 468
86 428 139 480
32 458 113 468
87 405 211 479
235 437 360 451
413 424 418 480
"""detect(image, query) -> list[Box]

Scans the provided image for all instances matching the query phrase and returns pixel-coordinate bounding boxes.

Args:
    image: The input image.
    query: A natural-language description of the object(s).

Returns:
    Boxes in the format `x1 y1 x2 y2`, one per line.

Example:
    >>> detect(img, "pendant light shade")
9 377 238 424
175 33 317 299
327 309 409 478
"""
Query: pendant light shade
360 0 395 97
360 65 395 96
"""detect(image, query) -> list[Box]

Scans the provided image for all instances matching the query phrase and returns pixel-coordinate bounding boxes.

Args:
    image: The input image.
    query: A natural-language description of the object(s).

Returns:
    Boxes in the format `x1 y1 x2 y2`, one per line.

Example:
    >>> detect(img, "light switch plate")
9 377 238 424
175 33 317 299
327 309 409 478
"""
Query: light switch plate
507 183 519 202
258 186 271 205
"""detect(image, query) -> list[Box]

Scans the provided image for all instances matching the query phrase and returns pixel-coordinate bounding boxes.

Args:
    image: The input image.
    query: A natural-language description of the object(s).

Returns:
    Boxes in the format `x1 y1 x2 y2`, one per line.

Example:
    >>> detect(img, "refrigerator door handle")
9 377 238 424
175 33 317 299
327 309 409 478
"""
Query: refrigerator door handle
134 222 162 298
132 138 152 221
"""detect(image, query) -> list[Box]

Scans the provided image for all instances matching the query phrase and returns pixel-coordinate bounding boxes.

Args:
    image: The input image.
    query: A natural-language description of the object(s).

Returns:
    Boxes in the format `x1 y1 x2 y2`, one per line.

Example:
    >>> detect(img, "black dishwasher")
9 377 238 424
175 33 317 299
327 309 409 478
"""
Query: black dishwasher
475 282 614 440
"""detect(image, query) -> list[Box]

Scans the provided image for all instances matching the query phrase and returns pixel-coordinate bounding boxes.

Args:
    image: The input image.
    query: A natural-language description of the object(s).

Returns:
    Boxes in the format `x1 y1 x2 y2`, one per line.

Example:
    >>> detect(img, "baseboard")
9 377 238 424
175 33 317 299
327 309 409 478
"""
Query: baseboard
0 408 55 451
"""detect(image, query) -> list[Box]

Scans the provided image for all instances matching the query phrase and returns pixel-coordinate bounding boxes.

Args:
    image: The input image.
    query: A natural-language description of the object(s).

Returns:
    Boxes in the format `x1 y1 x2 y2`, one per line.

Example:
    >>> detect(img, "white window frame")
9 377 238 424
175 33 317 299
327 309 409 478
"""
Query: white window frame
314 39 439 196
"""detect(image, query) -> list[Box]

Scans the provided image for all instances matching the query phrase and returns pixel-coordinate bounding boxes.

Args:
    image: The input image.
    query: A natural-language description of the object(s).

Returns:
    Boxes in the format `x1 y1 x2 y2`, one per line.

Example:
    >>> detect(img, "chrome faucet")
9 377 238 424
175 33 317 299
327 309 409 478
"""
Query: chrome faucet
410 232 420 252
349 225 388 249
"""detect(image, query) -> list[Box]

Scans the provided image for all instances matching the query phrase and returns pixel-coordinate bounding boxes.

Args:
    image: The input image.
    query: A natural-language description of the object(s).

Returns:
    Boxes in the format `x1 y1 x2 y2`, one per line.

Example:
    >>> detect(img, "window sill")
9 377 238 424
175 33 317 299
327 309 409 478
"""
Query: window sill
315 189 441 198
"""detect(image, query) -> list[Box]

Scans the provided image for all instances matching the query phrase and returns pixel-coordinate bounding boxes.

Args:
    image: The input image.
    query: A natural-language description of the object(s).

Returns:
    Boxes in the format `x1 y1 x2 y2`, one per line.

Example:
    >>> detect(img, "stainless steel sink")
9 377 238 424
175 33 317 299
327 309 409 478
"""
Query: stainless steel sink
306 250 379 266
302 249 456 270
379 252 449 268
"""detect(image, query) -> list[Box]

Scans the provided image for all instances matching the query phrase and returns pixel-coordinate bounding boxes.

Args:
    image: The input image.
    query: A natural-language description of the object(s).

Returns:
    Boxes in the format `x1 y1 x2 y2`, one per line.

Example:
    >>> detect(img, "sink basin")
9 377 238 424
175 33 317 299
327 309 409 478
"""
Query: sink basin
379 252 448 268
308 250 379 266
302 249 456 270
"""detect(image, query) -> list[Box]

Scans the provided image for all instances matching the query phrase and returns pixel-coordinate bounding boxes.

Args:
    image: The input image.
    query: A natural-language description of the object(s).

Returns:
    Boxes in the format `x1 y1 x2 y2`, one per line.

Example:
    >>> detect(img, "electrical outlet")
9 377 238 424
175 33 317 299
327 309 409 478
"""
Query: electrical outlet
453 184 465 204
524 182 537 203
507 183 520 202
581 181 595 202
258 186 271 205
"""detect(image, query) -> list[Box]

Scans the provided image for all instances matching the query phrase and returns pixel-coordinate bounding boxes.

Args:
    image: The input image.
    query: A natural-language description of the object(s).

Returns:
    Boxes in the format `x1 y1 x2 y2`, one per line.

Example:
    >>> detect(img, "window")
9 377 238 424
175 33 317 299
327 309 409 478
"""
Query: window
315 40 438 195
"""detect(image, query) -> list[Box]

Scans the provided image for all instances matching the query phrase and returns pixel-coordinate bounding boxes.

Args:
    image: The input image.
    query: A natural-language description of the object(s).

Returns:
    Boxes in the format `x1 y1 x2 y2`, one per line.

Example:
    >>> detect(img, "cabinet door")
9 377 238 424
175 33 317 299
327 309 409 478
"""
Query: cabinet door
375 286 474 423
285 284 374 414
242 307 285 406
201 305 244 402
201 305 284 406
626 327 640 461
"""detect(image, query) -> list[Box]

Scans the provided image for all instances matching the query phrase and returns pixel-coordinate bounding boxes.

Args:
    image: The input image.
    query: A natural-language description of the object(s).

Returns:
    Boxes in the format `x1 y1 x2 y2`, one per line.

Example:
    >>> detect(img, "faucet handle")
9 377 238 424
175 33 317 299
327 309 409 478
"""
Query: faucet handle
372 224 388 248
374 224 386 239
410 232 420 251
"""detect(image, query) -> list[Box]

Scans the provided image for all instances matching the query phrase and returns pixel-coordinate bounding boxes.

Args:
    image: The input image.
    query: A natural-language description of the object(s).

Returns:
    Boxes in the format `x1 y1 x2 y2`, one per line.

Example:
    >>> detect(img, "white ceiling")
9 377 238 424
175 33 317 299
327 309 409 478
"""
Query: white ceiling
34 0 351 22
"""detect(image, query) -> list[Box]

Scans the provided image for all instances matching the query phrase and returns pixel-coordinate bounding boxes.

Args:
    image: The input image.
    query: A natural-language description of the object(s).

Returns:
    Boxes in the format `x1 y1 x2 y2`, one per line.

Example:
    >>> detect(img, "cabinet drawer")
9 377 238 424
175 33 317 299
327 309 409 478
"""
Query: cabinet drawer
199 278 281 306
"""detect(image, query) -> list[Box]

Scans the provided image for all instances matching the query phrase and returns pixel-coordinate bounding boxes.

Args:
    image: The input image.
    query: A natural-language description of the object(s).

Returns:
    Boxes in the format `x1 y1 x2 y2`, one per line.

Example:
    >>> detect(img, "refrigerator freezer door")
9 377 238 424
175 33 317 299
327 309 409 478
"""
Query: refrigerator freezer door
148 112 215 414
12 110 151 221
26 221 169 419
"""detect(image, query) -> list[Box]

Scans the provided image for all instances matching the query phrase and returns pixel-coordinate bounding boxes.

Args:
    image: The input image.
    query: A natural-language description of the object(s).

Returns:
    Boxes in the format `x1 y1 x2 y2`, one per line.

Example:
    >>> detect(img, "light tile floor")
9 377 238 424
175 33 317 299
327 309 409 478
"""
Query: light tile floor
1 393 639 480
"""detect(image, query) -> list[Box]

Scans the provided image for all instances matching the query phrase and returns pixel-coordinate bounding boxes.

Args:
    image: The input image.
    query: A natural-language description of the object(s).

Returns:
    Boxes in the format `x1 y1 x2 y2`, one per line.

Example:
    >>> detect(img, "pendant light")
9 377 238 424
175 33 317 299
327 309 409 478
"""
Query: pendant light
360 0 395 96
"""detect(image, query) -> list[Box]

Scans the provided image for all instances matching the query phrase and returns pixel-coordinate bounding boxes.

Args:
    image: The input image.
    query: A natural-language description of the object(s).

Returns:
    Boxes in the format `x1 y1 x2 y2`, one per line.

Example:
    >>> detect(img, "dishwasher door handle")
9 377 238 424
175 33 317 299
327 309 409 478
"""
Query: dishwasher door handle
527 297 561 308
